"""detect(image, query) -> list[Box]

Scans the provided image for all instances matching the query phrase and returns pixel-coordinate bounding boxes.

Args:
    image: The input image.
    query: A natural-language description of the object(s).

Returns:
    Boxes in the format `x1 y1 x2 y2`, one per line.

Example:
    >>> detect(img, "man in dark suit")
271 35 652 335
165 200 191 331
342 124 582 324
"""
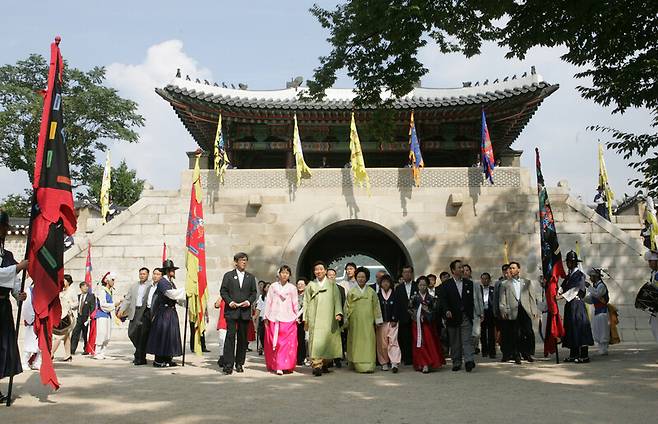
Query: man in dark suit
393 265 417 365
220 252 257 374
71 282 96 355
479 272 497 358
438 259 476 372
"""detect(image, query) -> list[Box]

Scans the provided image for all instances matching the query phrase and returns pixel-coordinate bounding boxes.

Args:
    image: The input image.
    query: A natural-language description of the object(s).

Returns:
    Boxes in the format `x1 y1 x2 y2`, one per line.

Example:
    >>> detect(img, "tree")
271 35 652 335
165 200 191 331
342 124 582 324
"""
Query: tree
79 159 145 207
308 0 658 194
0 54 145 188
0 193 31 218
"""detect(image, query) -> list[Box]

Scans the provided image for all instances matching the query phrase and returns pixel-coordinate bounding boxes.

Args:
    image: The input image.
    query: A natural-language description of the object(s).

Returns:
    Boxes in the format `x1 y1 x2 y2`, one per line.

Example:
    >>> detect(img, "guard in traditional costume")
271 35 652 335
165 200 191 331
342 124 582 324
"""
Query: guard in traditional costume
559 251 594 363
0 211 28 402
147 261 185 368
594 185 609 221
94 272 116 359
584 267 610 355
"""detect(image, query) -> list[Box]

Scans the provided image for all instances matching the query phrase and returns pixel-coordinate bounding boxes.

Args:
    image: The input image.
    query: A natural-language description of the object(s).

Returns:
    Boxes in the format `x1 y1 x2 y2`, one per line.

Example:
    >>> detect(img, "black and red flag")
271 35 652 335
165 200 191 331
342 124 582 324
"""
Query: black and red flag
28 37 77 390
535 148 565 357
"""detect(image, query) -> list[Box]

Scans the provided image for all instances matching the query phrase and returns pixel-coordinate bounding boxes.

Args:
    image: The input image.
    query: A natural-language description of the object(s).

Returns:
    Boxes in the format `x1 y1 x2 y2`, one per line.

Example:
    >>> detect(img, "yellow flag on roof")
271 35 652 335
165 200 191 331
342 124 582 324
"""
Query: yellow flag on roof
293 114 312 185
213 112 230 184
349 112 370 194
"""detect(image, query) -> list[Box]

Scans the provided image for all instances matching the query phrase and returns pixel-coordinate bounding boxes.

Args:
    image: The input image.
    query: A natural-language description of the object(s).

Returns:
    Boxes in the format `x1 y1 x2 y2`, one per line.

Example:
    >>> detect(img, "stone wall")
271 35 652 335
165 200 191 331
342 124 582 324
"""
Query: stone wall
60 167 653 342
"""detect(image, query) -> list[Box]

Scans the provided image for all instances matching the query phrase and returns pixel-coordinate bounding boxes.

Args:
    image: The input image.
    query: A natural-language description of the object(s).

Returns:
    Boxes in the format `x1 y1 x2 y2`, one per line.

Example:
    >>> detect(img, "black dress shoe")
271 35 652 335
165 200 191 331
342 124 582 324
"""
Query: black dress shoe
235 365 244 373
63 356 73 362
514 356 522 364
312 368 322 377
134 360 147 366
500 356 510 362
321 365 332 373
452 364 462 372
0 392 7 403
153 362 168 368
223 367 233 375
563 357 576 363
202 349 211 353
334 359 343 368
465 361 475 372
168 361 178 367
523 355 535 363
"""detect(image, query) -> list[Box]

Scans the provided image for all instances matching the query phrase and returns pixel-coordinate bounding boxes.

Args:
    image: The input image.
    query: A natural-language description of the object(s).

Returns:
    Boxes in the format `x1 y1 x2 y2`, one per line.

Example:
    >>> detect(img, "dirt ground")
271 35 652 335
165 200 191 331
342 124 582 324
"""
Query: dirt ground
2 333 657 424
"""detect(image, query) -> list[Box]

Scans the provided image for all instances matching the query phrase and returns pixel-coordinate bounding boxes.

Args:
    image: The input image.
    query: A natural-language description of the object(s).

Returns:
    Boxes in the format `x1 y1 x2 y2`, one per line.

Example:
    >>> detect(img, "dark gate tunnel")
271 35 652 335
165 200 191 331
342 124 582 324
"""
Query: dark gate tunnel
296 220 412 281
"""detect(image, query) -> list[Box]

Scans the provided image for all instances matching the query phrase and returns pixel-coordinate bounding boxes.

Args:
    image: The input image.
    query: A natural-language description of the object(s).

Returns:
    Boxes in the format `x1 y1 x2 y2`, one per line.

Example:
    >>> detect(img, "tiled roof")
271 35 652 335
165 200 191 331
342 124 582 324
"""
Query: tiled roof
158 73 556 110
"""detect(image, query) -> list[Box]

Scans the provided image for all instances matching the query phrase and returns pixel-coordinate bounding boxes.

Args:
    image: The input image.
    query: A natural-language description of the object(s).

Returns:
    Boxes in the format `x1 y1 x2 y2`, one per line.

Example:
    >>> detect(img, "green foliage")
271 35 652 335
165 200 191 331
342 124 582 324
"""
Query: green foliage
0 54 145 187
0 192 31 218
308 0 658 193
78 159 144 207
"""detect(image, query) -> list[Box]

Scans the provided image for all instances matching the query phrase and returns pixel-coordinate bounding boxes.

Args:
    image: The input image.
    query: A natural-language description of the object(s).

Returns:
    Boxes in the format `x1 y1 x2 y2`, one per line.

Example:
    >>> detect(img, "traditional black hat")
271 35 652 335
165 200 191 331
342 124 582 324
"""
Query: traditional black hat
0 211 9 226
565 250 582 263
162 259 179 271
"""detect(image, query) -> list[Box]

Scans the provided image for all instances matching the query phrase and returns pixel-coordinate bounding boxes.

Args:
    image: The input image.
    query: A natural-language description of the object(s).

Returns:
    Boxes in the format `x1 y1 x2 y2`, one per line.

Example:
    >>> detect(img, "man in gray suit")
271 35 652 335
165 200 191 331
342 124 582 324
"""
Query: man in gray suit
499 261 538 364
119 267 153 365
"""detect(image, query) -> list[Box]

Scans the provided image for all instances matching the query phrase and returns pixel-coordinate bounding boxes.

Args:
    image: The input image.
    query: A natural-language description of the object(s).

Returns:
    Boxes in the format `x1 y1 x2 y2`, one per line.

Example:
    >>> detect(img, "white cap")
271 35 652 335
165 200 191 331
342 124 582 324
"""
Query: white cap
645 251 658 261
108 272 117 280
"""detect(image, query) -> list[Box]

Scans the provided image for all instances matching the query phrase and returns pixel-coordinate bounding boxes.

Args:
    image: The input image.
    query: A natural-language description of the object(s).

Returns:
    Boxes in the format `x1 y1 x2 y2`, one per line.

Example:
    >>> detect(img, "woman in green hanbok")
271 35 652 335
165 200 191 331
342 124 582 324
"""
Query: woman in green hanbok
345 267 383 373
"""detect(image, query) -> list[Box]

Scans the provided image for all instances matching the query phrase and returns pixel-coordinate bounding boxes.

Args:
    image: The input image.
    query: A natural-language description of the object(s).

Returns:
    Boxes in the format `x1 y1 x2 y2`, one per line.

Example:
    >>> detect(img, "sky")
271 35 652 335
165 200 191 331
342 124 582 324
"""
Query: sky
0 1 653 203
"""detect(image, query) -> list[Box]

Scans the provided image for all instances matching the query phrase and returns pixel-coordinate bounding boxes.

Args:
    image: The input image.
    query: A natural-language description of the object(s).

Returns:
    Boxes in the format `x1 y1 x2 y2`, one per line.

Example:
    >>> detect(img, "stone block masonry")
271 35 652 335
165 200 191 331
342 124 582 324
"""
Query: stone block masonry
62 167 655 342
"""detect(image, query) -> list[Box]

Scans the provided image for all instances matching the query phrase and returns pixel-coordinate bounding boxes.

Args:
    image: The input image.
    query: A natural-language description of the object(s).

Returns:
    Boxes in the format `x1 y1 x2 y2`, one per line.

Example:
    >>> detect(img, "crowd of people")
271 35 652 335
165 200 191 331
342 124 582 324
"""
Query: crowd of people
2 205 658 399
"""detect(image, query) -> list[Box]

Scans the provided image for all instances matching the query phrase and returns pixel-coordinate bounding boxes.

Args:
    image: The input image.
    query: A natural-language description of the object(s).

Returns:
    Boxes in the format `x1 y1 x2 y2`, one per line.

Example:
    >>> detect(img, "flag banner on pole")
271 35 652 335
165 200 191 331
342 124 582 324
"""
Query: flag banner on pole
645 198 658 250
162 241 167 262
349 112 370 194
213 112 230 184
598 143 615 218
408 111 424 187
185 155 209 354
28 37 77 390
481 110 495 184
292 113 312 185
100 151 111 224
84 242 92 288
503 241 510 264
535 148 565 356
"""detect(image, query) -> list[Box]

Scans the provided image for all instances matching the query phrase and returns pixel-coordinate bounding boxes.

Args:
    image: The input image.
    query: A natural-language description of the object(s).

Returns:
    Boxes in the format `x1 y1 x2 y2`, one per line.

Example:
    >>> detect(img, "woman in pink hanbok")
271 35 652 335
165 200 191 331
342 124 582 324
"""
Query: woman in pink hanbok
263 265 299 375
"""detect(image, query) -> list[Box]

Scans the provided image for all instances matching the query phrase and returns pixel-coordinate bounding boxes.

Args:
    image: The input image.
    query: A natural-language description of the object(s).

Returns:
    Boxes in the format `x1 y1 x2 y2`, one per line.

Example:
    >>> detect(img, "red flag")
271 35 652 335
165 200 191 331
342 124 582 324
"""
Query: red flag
162 242 167 262
84 242 92 288
481 109 495 184
536 148 566 356
27 37 77 390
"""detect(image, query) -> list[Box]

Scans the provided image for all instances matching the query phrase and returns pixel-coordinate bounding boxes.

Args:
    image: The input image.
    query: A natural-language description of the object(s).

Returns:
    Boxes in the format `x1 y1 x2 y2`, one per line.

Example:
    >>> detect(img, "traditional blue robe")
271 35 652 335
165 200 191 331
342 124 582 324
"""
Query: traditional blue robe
561 269 594 349
146 278 182 357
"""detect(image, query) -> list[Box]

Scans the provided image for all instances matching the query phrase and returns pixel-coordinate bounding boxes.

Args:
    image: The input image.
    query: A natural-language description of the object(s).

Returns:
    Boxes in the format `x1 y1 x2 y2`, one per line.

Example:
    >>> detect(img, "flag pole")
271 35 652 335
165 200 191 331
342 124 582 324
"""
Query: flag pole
7 189 37 407
182 296 190 366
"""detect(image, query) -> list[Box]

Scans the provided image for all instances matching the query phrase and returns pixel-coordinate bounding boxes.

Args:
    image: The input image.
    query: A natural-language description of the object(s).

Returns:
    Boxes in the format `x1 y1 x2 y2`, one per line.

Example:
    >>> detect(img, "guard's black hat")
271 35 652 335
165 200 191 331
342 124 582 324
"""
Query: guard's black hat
565 250 582 263
162 259 179 271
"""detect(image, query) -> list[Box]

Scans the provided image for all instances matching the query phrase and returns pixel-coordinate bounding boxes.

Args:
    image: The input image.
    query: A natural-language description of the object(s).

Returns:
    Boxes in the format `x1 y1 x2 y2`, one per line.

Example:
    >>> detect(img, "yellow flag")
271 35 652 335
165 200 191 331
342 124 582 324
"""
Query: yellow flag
503 241 509 264
293 114 312 185
646 198 658 251
100 151 111 224
349 112 370 194
213 112 230 184
598 143 614 218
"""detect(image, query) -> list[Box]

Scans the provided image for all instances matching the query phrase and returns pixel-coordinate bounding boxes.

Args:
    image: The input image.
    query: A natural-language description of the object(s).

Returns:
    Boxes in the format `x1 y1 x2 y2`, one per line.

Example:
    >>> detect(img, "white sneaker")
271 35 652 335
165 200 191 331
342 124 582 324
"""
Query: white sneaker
93 354 106 360
276 370 283 375
381 364 390 371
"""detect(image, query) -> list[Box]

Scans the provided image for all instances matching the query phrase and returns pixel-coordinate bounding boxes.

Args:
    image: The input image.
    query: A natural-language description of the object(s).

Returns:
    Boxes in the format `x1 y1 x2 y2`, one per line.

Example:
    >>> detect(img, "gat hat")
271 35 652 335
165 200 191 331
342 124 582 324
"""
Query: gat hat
645 250 658 261
162 259 179 271
586 267 602 277
0 211 9 226
565 250 582 263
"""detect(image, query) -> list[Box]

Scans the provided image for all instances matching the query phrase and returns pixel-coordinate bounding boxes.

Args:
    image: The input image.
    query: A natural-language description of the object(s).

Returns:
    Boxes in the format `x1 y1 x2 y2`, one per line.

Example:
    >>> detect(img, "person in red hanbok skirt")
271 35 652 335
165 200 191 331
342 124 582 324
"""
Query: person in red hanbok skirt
409 276 445 373
263 265 299 375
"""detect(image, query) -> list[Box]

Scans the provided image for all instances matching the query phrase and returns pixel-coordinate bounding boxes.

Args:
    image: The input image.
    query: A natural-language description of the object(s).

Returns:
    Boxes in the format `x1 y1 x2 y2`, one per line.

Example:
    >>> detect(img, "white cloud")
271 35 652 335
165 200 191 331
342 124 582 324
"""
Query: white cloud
104 40 213 191
418 41 653 202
